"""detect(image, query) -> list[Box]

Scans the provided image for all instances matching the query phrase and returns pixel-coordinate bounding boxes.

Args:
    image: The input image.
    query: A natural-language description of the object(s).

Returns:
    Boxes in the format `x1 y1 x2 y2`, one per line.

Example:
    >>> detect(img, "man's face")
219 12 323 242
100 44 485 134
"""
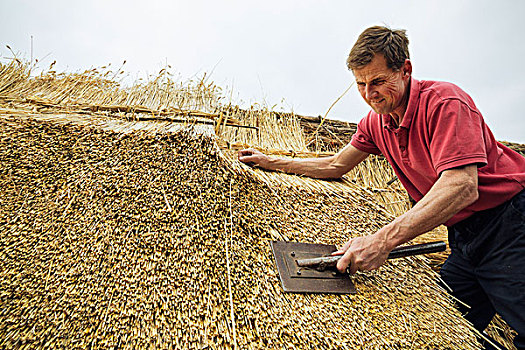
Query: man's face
353 54 412 117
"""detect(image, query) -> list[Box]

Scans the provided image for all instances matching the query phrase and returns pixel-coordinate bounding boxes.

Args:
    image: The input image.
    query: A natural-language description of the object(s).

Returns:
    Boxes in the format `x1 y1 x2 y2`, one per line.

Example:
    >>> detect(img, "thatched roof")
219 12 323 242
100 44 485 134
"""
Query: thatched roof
1 60 516 348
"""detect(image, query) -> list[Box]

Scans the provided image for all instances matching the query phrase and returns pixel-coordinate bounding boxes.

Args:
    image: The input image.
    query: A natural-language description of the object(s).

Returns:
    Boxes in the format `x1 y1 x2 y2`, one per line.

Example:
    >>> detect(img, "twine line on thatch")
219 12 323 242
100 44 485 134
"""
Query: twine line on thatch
0 95 260 130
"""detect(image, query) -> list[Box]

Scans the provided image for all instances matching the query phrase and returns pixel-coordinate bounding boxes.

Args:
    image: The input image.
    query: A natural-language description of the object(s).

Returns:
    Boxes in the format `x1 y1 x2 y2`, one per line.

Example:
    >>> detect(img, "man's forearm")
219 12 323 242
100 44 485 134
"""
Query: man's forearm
378 165 479 250
239 144 369 179
265 156 343 179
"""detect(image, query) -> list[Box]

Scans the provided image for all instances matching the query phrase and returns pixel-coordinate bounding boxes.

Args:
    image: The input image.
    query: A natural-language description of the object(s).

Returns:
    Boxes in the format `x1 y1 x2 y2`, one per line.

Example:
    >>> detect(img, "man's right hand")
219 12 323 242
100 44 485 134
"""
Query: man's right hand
238 148 270 168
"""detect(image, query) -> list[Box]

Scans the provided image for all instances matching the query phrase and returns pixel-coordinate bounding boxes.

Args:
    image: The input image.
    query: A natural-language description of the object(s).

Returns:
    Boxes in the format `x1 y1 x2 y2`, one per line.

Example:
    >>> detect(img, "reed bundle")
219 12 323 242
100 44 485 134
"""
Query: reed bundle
1 59 520 348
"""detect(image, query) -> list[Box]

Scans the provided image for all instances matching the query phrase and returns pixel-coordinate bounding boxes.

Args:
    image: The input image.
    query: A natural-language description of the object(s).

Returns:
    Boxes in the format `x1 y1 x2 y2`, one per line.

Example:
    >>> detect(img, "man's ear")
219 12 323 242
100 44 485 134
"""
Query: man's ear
403 59 412 77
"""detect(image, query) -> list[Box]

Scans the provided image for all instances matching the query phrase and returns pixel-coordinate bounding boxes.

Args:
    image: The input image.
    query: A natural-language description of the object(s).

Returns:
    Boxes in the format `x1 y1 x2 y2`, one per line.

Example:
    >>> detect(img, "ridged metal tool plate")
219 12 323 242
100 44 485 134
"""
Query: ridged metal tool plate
270 240 356 294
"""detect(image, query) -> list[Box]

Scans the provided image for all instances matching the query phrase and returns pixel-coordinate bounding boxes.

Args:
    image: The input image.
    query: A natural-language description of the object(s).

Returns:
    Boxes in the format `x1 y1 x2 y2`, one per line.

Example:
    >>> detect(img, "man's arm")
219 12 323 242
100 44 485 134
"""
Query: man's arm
238 143 370 179
335 164 479 274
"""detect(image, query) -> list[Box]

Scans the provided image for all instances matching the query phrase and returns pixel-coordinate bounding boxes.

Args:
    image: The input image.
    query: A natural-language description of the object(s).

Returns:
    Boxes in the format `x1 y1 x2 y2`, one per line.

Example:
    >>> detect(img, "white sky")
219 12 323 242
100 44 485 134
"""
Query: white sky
1 0 524 142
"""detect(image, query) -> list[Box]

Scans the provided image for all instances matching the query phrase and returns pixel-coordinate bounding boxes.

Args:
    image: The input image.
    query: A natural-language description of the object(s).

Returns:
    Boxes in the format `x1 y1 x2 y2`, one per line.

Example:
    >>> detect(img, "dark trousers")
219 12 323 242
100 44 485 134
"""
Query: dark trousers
440 190 525 349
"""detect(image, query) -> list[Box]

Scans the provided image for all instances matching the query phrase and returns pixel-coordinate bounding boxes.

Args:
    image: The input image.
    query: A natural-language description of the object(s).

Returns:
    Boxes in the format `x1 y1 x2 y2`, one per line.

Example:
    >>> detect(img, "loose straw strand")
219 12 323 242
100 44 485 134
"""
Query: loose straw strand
309 82 354 148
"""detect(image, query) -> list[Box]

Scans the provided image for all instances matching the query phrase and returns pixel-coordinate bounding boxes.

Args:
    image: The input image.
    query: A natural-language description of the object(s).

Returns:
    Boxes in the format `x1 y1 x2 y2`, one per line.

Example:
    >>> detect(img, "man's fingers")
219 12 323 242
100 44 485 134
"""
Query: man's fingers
238 154 254 162
238 149 260 166
336 250 353 273
348 260 359 275
238 151 253 161
335 234 389 275
238 148 254 157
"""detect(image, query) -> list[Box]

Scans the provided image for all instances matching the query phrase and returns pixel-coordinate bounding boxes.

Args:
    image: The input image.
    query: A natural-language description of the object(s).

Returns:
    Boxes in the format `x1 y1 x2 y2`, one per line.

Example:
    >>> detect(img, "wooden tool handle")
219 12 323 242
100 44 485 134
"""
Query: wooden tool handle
387 241 447 259
295 241 447 269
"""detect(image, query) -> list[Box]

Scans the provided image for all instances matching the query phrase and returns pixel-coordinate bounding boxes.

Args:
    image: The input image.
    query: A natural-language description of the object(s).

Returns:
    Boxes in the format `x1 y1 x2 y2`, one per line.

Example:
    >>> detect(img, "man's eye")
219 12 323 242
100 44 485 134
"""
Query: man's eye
373 80 385 85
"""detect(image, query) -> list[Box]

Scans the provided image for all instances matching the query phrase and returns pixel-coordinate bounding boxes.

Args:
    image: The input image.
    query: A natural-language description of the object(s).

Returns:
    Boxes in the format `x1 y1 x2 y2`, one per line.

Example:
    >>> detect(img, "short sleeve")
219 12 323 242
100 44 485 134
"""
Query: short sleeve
350 113 382 155
428 99 488 174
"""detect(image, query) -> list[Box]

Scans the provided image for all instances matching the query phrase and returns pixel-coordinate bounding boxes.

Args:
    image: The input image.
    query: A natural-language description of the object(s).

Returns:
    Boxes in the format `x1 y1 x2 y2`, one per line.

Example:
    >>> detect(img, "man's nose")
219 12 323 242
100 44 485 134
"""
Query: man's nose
365 85 378 100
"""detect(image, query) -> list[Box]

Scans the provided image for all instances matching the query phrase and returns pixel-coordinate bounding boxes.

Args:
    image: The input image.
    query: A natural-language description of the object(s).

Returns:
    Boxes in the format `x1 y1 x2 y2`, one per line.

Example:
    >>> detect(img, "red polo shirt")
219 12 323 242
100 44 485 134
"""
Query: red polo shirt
351 78 525 226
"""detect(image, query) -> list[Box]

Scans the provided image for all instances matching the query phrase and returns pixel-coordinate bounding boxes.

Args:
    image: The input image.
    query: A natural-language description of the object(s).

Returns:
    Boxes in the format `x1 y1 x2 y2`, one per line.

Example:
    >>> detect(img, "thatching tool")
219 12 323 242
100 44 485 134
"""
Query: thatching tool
270 240 446 294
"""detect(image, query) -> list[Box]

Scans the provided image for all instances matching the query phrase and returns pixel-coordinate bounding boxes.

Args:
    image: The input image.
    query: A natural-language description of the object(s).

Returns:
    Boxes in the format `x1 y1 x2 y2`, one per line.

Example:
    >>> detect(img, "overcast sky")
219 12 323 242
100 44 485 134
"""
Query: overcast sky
1 0 524 142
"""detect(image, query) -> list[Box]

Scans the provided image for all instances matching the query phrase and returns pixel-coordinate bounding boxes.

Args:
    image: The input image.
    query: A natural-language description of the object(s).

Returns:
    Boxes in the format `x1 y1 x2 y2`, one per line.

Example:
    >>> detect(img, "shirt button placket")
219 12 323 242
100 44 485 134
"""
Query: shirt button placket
398 129 409 160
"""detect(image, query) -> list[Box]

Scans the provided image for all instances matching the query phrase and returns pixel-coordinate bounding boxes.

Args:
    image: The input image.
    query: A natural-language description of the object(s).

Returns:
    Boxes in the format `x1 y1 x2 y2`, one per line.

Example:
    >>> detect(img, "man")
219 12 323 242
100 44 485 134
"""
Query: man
238 26 525 348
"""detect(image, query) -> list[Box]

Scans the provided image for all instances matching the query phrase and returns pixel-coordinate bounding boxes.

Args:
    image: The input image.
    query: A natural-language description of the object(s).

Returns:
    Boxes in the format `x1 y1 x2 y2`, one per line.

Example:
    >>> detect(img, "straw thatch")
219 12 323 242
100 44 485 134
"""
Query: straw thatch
1 59 518 348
